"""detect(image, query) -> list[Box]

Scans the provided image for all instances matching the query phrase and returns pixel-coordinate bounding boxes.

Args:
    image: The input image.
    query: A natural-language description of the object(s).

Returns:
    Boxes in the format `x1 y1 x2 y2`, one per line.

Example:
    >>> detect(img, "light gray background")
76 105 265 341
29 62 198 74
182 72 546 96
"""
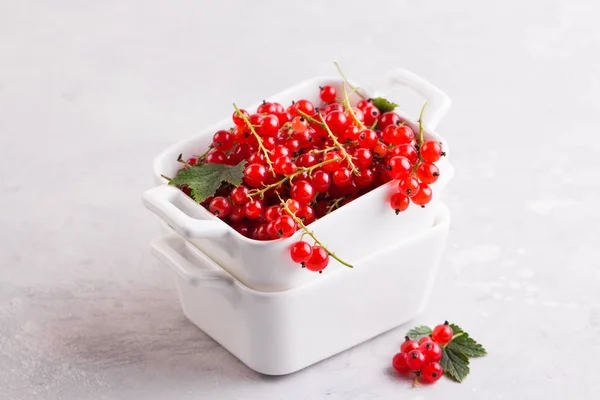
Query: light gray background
1 1 599 399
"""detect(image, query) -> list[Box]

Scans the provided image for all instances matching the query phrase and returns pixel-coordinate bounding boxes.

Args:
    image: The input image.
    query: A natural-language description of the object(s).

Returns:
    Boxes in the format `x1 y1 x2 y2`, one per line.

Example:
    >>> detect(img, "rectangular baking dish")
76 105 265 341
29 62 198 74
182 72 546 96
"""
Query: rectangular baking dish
143 68 453 292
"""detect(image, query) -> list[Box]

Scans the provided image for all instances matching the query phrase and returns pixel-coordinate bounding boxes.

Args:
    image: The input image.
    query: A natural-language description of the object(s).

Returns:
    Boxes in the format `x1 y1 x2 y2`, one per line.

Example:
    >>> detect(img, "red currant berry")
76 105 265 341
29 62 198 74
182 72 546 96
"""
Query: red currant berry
362 105 380 127
373 142 388 158
357 129 378 148
354 168 374 187
249 113 264 127
205 151 226 164
311 170 332 192
244 200 264 219
378 111 401 129
257 101 277 115
253 223 269 241
291 181 316 204
296 153 318 168
405 349 426 371
186 157 198 166
387 156 412 180
233 126 252 144
343 125 361 142
353 148 373 168
273 215 297 238
259 114 280 136
271 145 290 160
325 110 349 135
432 321 454 344
417 162 440 184
419 340 442 362
243 163 268 188
285 199 301 215
398 177 420 197
419 336 433 345
390 192 410 214
232 143 252 161
232 221 252 238
394 125 415 144
421 140 444 163
319 85 337 103
262 136 277 151
294 99 315 116
247 152 267 166
277 112 293 124
296 204 315 224
322 152 342 172
314 199 329 218
208 196 231 218
285 139 301 155
229 204 245 223
392 352 410 374
305 245 329 272
389 144 419 164
231 186 250 205
332 167 352 187
232 109 249 126
356 98 372 111
411 183 433 207
401 336 420 353
265 205 283 222
345 108 365 125
324 103 344 115
273 102 285 114
274 156 297 175
421 362 443 384
290 241 313 263
291 116 308 133
212 130 234 152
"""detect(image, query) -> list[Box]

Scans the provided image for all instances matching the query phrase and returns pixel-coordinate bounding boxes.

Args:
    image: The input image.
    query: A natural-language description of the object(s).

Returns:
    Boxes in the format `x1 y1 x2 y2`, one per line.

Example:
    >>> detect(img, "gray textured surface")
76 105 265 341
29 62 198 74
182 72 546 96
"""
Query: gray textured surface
1 0 600 399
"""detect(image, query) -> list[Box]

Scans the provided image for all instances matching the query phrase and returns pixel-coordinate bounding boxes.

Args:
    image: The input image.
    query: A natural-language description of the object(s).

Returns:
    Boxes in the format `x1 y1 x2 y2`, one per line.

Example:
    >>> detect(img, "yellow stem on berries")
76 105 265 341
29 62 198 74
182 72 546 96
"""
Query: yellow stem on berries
318 113 360 176
326 197 345 214
296 109 325 127
334 62 366 99
278 194 354 269
341 83 366 130
233 103 275 176
417 102 428 145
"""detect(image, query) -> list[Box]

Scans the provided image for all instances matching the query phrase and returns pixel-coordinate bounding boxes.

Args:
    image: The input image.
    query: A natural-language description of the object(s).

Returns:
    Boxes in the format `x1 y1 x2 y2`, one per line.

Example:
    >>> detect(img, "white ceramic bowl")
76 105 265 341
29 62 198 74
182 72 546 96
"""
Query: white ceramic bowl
151 202 451 375
143 69 453 292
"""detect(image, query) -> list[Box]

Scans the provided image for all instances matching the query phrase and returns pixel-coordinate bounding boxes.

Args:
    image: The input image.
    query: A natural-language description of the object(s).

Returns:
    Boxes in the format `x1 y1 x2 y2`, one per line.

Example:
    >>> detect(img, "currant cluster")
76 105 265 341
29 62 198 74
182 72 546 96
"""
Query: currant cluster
174 76 445 272
392 322 453 385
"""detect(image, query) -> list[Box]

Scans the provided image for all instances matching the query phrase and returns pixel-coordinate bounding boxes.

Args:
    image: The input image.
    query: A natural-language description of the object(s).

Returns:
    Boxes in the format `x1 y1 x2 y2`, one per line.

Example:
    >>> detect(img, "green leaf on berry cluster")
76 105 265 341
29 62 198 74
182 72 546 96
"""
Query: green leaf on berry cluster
371 97 398 113
169 160 247 203
441 347 470 383
447 333 487 357
406 325 432 340
449 323 463 335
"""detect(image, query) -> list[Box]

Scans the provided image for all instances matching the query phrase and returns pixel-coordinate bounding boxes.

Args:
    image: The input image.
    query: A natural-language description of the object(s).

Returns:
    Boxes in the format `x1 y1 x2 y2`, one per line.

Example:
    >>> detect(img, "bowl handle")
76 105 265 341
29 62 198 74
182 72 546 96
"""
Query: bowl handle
376 68 451 130
142 185 229 239
151 234 236 289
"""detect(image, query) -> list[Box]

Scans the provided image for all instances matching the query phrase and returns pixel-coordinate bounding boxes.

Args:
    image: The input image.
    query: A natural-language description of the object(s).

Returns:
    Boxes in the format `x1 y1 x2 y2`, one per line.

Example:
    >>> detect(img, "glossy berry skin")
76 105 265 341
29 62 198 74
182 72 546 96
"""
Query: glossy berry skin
343 125 361 142
322 152 342 172
186 157 198 166
244 200 264 219
356 98 372 110
291 181 316 204
290 241 313 263
362 104 380 127
229 204 245 223
247 152 267 166
357 129 378 148
311 170 332 192
296 153 318 168
401 337 420 353
373 142 388 158
294 99 315 116
296 204 315 224
324 103 344 115
389 144 418 164
291 116 308 133
421 140 444 163
232 109 249 126
213 130 234 152
345 108 364 124
260 115 280 136
353 148 373 168
417 162 440 184
205 151 226 164
411 183 433 207
285 199 301 215
305 245 329 272
231 186 250 205
390 192 410 214
273 215 297 238
378 112 401 129
405 349 426 371
332 167 352 187
354 168 374 187
419 336 433 345
253 223 269 241
387 156 412 180
272 145 290 160
432 321 454 344
209 196 231 218
319 85 337 103
392 353 410 374
325 111 349 135
257 101 277 115
243 163 268 188
398 177 420 197
265 205 283 222
421 362 443 384
274 156 297 175
249 113 264 127
420 340 443 362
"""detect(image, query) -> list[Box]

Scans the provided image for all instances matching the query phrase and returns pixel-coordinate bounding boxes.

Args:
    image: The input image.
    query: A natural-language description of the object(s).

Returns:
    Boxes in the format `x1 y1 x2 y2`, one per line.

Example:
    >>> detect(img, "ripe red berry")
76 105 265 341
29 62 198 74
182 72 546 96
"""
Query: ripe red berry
405 349 426 371
232 109 249 126
378 111 401 129
253 223 269 241
186 157 198 166
294 99 315 116
243 163 268 188
332 167 352 188
273 215 297 238
229 204 245 223
420 140 444 163
400 336 420 353
271 145 290 160
233 126 252 144
311 170 332 192
247 152 267 166
398 177 420 197
419 336 433 345
322 152 342 172
244 200 264 219
386 156 412 180
249 113 264 127
324 103 344 115
213 130 234 152
265 205 283 222
231 186 250 205
259 114 280 136
411 183 433 207
362 104 380 127
390 192 410 214
290 241 313 263
305 245 329 272
353 148 373 168
432 321 454 344
421 362 443 383
319 85 337 103
373 142 388 158
296 204 315 224
274 156 297 175
392 353 410 374
345 108 365 125
417 162 440 184
291 181 316 204
419 340 442 362
325 110 349 135
389 144 418 164
357 129 378 148
354 168 374 187
205 151 226 164
232 221 252 238
343 125 361 142
209 196 231 218
257 101 277 115
285 199 301 215
291 116 308 133
356 98 372 110
296 153 318 168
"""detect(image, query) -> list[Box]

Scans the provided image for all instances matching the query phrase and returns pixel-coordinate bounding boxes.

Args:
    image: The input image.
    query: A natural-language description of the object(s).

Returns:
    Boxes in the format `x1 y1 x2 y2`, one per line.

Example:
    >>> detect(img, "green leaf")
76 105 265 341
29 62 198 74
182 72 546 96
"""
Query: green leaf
449 323 463 335
447 334 487 357
406 325 432 341
169 160 247 203
441 347 470 383
371 97 398 113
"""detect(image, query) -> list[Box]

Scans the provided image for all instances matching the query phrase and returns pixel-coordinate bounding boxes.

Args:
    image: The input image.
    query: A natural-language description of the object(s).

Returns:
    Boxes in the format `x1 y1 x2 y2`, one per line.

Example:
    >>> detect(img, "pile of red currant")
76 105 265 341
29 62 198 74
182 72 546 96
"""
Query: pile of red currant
392 322 453 384
172 79 445 272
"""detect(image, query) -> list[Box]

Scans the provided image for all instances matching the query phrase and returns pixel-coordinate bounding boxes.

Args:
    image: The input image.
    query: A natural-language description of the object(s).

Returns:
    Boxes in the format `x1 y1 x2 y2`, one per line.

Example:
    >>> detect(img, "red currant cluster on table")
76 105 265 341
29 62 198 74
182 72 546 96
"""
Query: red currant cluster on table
170 80 445 272
393 322 453 385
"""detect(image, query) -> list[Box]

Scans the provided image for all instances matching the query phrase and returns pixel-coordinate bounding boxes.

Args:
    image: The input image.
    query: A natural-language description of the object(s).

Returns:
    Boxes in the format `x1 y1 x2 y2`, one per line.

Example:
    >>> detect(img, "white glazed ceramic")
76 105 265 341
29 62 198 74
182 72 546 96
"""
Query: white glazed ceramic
143 69 453 292
151 203 451 376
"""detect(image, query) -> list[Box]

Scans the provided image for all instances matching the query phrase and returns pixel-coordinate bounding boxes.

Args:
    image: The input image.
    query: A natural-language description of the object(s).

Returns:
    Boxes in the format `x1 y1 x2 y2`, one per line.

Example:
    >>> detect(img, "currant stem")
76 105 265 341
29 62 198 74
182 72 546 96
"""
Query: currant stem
417 102 428 145
333 62 366 99
278 195 353 269
326 197 345 214
233 103 275 176
341 83 366 130
296 109 325 127
160 174 172 182
318 113 360 175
